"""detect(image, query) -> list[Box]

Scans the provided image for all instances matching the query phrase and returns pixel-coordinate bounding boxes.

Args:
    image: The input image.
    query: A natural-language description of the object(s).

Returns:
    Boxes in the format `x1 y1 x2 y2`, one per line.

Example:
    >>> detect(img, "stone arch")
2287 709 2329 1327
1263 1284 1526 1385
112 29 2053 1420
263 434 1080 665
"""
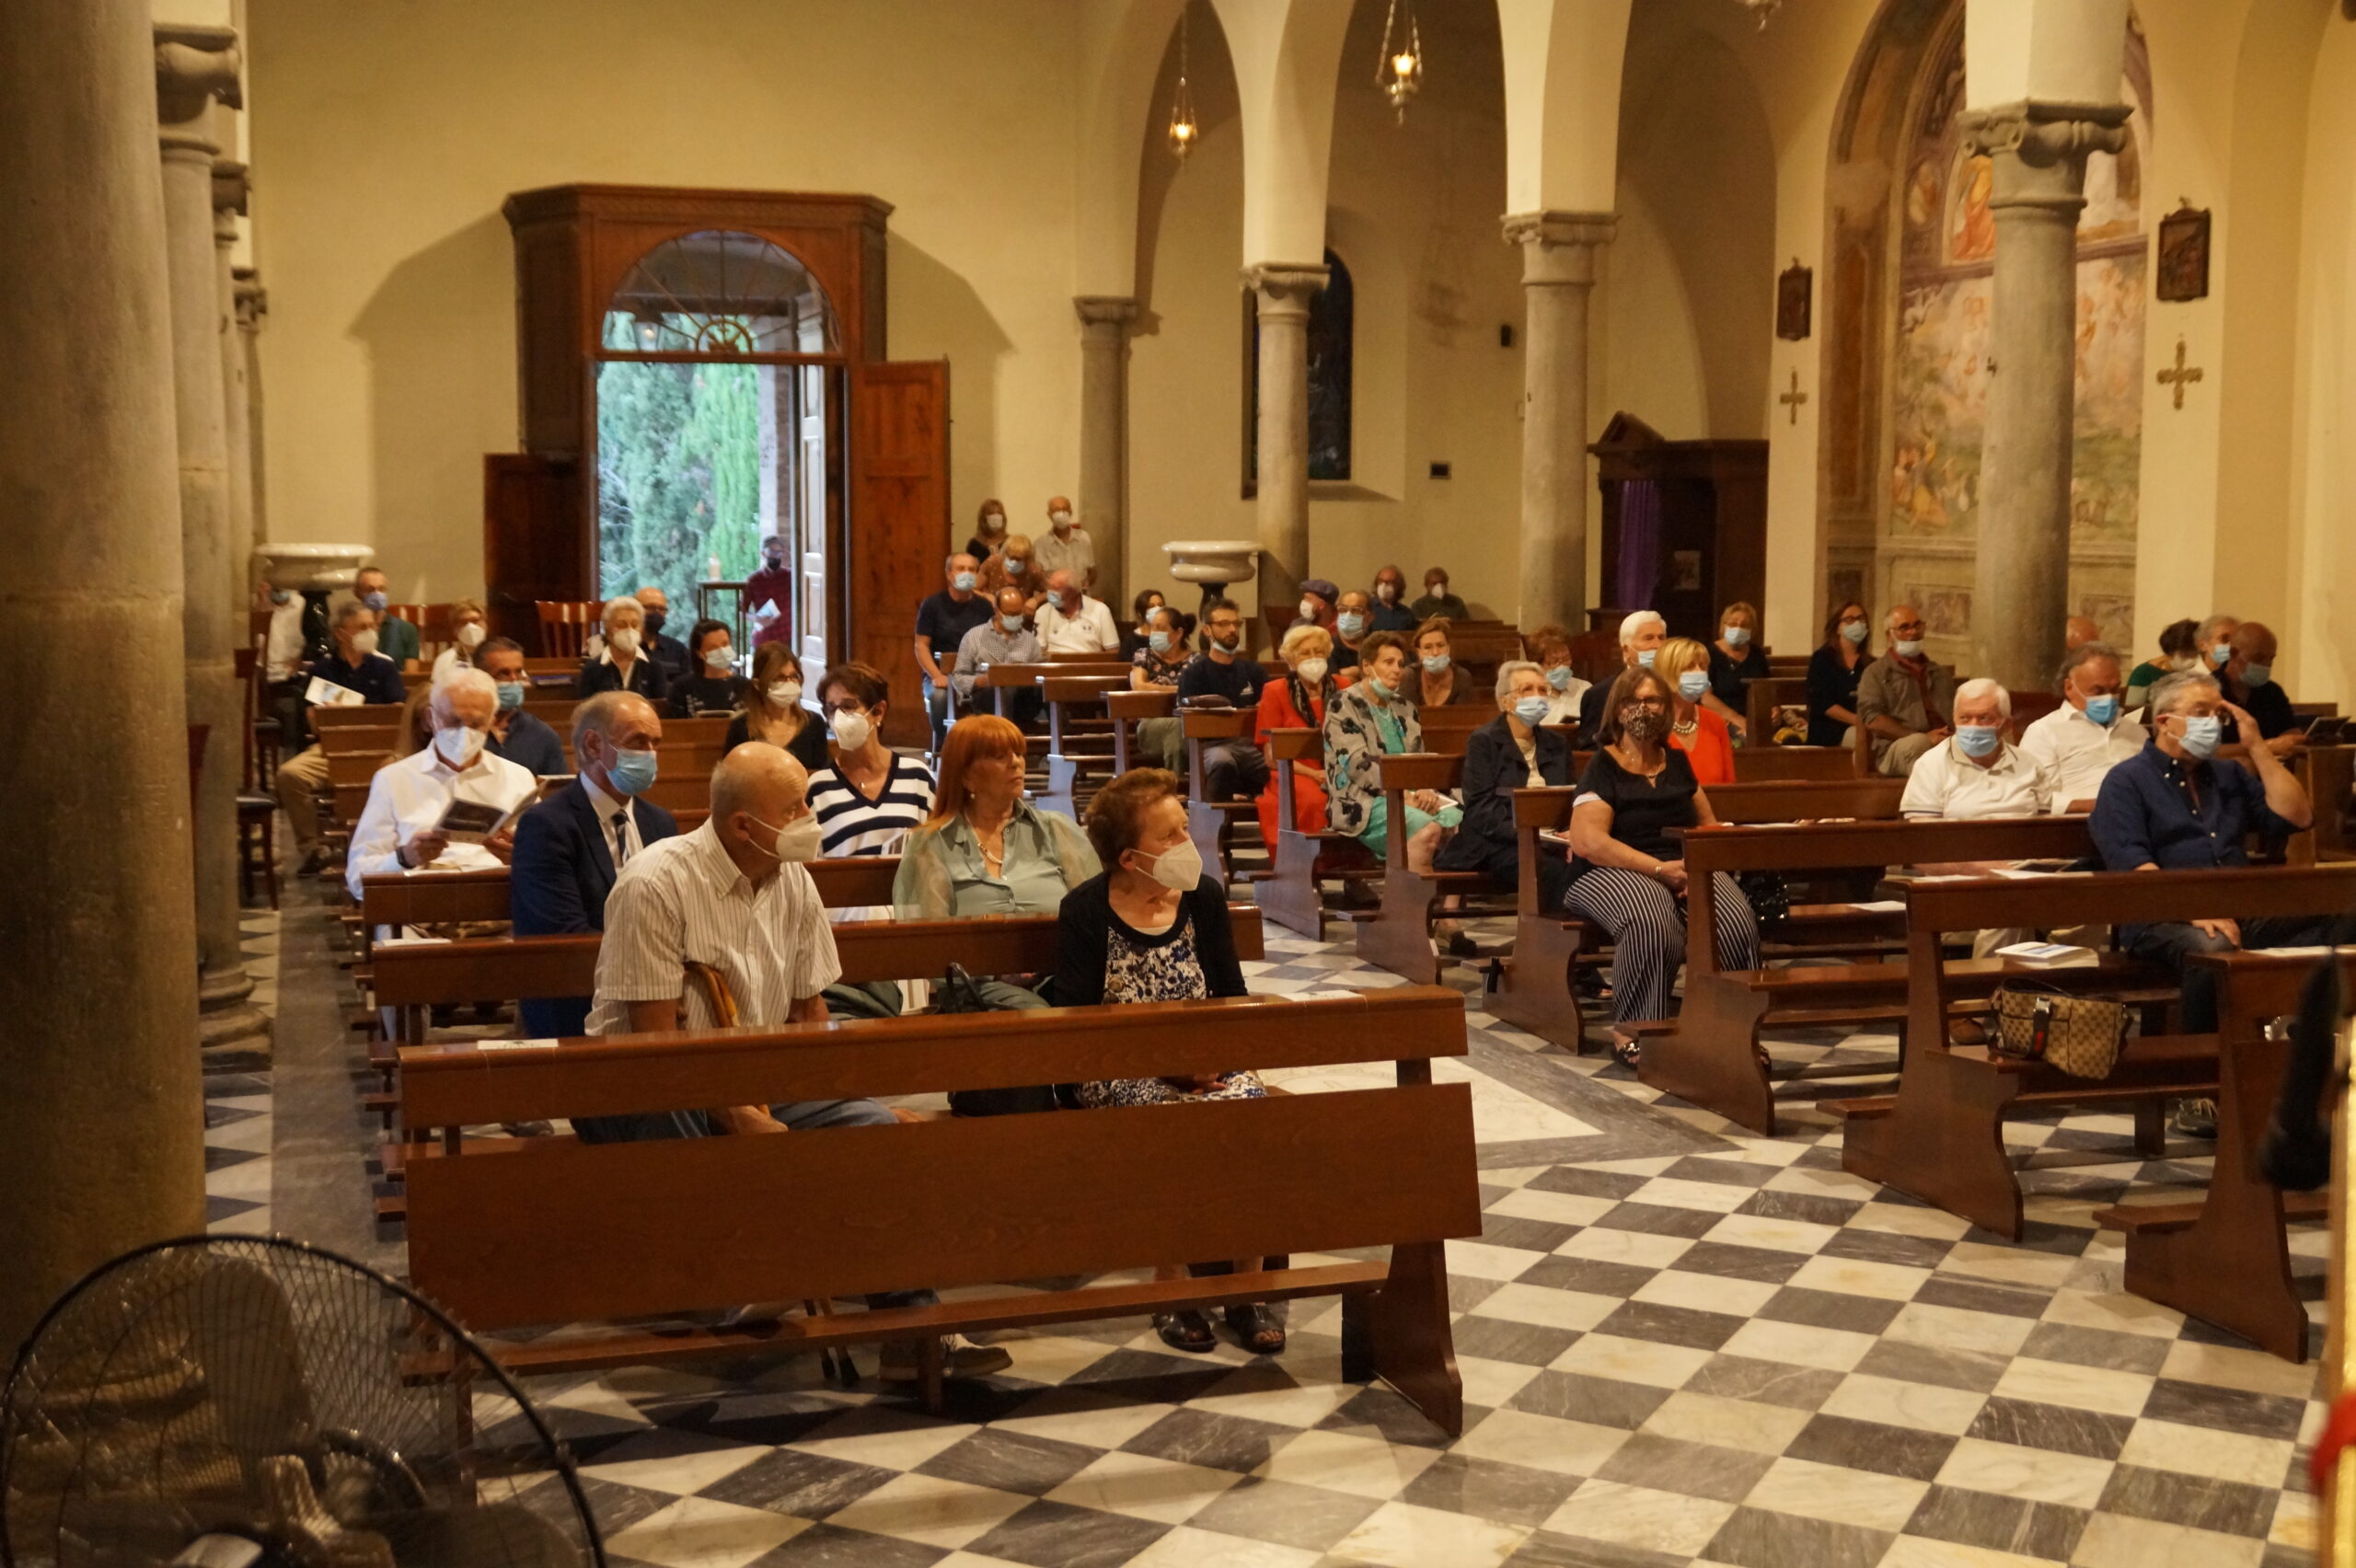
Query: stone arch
1496 0 1635 217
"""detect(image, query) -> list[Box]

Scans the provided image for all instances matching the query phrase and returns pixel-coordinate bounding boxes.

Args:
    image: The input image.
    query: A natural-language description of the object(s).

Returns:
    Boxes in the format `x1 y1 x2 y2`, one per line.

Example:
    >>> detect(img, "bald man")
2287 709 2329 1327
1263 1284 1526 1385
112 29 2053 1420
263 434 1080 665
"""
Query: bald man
2063 616 2100 654
1031 493 1096 590
581 744 1012 1380
2217 619 2302 760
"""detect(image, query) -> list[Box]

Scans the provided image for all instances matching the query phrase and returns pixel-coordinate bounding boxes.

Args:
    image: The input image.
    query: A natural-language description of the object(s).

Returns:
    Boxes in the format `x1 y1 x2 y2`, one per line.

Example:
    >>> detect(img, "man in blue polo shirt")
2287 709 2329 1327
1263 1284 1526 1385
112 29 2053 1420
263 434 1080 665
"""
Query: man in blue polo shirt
2089 669 2336 1039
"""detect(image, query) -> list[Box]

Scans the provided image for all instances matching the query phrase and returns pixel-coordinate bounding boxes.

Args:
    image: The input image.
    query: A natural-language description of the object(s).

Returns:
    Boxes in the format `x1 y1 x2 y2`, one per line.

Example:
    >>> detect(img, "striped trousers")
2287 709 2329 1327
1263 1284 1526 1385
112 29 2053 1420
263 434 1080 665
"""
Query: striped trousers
1566 868 1761 1025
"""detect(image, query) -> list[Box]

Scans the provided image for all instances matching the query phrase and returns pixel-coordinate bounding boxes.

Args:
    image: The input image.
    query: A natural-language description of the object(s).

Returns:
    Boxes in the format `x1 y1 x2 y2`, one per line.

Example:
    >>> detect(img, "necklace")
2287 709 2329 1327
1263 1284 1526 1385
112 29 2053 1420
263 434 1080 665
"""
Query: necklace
1672 716 1698 737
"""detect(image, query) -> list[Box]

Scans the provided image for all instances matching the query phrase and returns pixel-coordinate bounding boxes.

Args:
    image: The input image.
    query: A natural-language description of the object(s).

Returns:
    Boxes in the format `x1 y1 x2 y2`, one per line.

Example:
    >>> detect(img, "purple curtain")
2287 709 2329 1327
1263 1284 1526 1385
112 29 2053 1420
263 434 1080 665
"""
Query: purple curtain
1614 479 1663 612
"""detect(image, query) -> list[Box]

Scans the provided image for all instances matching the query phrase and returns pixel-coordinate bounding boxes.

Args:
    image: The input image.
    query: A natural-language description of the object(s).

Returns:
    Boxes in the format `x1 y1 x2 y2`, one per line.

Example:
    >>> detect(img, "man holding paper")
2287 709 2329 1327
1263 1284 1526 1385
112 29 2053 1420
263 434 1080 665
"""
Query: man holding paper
276 601 410 872
344 668 537 898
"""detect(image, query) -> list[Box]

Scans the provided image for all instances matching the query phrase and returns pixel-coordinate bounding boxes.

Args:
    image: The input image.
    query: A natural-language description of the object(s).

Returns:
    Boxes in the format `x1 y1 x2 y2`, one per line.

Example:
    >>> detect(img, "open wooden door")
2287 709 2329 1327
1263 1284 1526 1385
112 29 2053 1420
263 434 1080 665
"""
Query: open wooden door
850 361 950 748
482 453 581 650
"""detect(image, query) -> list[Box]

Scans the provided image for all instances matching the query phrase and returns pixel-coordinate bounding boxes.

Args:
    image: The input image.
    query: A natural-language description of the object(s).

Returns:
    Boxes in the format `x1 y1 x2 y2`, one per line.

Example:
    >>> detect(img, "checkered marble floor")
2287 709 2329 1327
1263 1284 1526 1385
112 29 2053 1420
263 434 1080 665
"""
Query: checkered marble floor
202 910 280 1235
224 922 2331 1567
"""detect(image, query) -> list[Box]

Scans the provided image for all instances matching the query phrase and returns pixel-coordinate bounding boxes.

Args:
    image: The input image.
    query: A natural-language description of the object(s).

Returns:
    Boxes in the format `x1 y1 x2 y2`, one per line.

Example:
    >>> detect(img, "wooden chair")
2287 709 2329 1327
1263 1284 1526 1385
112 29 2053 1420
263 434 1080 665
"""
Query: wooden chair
399 985 1478 1427
1836 866 2356 1239
2095 948 2355 1361
237 792 278 910
1183 709 1258 881
536 600 606 660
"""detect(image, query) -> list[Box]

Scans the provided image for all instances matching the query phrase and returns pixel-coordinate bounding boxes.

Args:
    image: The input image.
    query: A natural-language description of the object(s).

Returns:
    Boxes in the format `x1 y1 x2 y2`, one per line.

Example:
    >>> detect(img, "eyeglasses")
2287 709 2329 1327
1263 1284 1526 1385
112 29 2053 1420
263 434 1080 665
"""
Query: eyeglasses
1618 700 1668 715
821 701 867 718
1891 621 1925 635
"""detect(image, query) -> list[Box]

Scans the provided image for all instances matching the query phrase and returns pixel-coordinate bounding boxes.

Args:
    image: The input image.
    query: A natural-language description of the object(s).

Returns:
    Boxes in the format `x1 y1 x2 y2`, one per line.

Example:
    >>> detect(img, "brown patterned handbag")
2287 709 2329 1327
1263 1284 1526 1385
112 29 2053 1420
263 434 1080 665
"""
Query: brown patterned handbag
1989 985 2129 1078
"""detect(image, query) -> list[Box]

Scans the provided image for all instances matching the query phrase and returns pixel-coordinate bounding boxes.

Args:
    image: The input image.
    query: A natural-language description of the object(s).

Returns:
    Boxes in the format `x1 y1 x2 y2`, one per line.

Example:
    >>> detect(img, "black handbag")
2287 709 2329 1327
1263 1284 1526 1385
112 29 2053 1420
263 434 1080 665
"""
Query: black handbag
929 963 1062 1116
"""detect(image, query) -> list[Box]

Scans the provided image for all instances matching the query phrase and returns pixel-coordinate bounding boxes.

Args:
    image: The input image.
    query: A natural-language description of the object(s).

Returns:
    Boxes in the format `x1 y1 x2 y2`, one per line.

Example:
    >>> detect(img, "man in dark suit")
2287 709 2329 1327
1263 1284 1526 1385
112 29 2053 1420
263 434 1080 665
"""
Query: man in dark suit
510 690 677 1037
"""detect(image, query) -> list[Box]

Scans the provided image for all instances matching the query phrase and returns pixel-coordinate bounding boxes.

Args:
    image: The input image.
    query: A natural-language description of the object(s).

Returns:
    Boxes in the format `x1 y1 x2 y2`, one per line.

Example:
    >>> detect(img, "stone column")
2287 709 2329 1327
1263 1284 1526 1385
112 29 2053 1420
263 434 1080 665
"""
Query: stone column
234 268 268 546
157 22 268 1065
1246 262 1329 612
1958 100 2129 692
1073 295 1138 606
215 162 256 608
1504 212 1614 628
0 0 207 1351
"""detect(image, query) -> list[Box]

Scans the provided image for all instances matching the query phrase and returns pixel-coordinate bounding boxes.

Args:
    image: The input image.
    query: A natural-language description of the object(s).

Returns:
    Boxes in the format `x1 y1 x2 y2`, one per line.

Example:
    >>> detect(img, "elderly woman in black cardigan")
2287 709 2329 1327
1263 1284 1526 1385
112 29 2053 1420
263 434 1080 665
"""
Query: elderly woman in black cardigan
1055 767 1284 1358
1433 660 1575 919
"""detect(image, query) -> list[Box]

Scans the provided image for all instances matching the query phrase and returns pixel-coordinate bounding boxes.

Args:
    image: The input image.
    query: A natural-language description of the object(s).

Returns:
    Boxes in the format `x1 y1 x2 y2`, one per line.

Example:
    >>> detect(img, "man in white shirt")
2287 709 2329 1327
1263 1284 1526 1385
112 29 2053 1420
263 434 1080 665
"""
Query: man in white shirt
344 668 537 899
1030 494 1096 590
1034 569 1119 654
582 743 1011 1380
1900 679 2056 823
2018 641 2148 813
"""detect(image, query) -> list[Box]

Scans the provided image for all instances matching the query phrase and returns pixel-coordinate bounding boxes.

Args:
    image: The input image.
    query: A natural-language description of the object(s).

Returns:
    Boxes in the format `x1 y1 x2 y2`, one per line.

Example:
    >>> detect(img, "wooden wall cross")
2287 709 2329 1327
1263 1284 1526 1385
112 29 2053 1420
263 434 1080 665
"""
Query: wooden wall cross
2157 337 2204 410
1779 369 1808 426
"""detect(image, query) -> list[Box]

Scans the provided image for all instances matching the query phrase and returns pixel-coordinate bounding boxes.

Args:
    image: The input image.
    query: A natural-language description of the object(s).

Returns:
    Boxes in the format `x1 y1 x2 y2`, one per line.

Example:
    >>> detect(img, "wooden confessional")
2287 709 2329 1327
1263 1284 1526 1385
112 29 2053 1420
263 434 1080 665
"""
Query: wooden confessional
1590 412 1769 641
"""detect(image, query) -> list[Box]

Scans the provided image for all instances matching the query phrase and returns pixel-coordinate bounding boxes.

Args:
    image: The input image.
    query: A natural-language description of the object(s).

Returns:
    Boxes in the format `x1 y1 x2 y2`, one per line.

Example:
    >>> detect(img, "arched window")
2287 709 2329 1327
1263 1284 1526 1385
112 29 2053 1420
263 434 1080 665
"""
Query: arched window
1244 247 1353 489
602 229 837 355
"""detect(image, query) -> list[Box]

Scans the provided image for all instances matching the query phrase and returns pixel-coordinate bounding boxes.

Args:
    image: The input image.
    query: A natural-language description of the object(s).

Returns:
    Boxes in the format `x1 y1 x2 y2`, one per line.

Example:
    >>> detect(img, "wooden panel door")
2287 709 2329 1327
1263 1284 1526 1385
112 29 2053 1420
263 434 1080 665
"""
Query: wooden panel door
482 453 580 648
851 361 950 748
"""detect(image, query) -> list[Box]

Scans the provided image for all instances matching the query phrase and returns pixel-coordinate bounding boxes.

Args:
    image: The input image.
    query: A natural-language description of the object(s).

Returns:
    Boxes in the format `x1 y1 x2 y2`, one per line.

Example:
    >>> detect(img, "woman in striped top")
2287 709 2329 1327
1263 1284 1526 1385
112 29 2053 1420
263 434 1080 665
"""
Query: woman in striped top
805 662 936 862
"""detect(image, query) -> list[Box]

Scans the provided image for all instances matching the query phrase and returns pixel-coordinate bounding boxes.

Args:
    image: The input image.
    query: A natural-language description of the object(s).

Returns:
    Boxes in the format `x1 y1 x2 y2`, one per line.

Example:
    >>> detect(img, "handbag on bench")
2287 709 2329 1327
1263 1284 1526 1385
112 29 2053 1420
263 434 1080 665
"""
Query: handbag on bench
1989 983 2128 1078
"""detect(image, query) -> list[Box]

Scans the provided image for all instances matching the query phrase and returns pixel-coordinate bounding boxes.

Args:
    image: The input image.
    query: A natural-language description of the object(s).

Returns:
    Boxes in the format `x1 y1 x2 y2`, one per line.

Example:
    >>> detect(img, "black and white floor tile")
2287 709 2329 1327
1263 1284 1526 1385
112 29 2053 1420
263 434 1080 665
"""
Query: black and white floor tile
202 910 280 1235
216 920 2329 1567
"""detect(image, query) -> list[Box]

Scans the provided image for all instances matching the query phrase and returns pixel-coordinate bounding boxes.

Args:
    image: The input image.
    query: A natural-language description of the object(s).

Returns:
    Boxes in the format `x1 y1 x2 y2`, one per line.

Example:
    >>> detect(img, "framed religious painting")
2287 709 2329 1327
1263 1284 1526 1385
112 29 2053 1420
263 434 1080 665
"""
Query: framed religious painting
1775 259 1812 340
2155 204 2211 303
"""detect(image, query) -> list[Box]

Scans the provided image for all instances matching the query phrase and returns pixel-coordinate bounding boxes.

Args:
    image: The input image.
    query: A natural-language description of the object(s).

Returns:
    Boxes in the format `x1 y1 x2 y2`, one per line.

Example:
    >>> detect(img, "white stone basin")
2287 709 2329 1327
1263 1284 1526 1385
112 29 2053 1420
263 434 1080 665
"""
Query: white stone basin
1164 538 1261 585
253 541 372 591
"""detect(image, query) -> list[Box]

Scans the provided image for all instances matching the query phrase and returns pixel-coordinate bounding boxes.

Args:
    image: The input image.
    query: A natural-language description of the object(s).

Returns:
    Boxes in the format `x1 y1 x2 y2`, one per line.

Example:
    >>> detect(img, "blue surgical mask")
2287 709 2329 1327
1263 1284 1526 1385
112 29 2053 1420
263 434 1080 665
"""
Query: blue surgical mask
1422 653 1450 674
2243 663 2273 688
953 571 977 593
1513 696 1553 727
495 681 526 712
606 746 659 797
2085 695 2119 726
1006 558 1026 576
1955 725 2001 758
1677 671 1709 701
2178 714 2223 760
270 588 294 605
1635 649 1657 669
1841 620 1868 645
999 613 1025 633
1893 639 1925 659
362 591 387 612
2211 643 2232 667
1366 674 1397 702
1149 630 1174 654
1545 665 1573 691
1723 626 1751 647
1336 612 1367 639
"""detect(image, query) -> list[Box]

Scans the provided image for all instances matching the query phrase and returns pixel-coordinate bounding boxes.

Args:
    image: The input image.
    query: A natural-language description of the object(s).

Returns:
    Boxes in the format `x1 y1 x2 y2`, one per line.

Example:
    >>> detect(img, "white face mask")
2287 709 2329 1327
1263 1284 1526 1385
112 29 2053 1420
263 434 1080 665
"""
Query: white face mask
768 679 803 709
1051 509 1073 528
702 645 734 671
1296 657 1328 685
830 709 873 751
608 628 641 656
456 621 486 649
1129 835 1204 892
758 812 822 863
1299 598 1321 621
433 724 487 768
351 629 379 658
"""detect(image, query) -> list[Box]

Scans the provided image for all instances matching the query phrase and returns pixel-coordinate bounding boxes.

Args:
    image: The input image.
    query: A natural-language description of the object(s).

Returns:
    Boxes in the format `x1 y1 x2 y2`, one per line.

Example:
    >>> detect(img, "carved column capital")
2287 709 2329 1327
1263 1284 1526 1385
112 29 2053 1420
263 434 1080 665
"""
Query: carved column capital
155 23 240 138
212 159 248 245
1502 210 1617 287
1956 100 2131 213
1073 294 1139 330
234 268 267 330
1242 262 1329 319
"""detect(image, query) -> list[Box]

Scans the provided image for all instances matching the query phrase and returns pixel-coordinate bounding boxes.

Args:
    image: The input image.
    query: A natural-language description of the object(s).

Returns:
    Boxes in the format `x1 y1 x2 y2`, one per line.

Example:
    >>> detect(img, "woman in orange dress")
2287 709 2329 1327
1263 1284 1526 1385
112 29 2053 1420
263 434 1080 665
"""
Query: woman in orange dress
1255 623 1342 845
1655 637 1736 786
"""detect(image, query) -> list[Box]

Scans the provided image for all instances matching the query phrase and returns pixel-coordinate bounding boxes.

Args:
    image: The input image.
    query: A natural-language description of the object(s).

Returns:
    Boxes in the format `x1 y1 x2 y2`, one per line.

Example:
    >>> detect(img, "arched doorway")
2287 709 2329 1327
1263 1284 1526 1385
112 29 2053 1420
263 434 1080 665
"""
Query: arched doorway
1821 4 2150 662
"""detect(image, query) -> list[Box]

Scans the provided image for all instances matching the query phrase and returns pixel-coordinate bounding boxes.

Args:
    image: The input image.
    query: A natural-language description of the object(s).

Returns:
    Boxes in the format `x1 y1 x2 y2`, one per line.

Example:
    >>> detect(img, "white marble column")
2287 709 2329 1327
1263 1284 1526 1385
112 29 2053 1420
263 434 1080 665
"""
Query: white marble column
0 0 207 1351
1247 262 1329 612
215 161 257 607
1073 295 1138 605
1504 212 1613 628
157 22 268 1064
1958 101 2129 691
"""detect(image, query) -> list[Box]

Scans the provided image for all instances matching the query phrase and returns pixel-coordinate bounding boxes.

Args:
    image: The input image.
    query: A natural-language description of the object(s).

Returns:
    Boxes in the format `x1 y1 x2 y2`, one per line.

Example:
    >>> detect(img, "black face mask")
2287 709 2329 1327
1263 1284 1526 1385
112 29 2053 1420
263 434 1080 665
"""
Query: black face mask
643 609 667 635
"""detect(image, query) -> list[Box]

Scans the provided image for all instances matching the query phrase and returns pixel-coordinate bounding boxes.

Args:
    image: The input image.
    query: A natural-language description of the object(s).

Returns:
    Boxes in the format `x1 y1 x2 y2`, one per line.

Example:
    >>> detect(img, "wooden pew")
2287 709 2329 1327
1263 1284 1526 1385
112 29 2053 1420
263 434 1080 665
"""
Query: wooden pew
980 662 1127 719
1744 676 1810 742
1655 814 2096 1134
1037 675 1131 817
2094 947 2356 1361
1356 753 1507 985
1184 709 1257 881
1731 745 1854 783
1483 778 1905 1055
1838 867 2356 1239
399 986 1480 1427
1106 688 1173 773
1252 729 1376 940
1415 705 1485 756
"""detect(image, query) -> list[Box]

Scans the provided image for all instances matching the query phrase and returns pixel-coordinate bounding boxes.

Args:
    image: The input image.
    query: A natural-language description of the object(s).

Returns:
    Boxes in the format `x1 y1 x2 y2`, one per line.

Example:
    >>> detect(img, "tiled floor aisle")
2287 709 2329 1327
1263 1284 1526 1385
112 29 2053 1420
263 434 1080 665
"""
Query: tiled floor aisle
208 921 2328 1568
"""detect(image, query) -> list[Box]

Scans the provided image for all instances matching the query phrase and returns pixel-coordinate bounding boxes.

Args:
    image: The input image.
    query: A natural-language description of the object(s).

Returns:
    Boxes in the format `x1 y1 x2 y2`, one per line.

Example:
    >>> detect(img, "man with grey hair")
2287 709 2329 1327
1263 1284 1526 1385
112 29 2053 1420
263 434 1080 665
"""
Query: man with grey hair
344 666 537 897
509 689 678 1039
1034 566 1118 654
584 742 1013 1382
1577 609 1669 744
1856 604 1958 776
2092 669 2327 1045
1436 660 1574 913
277 598 409 871
2019 640 2144 813
1900 679 2053 824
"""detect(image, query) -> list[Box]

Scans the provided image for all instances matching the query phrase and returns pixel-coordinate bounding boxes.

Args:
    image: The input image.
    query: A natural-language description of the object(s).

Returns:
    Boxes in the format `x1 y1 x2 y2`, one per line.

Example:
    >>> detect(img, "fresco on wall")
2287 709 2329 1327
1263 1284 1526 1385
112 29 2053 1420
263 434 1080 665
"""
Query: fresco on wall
1881 20 2149 633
